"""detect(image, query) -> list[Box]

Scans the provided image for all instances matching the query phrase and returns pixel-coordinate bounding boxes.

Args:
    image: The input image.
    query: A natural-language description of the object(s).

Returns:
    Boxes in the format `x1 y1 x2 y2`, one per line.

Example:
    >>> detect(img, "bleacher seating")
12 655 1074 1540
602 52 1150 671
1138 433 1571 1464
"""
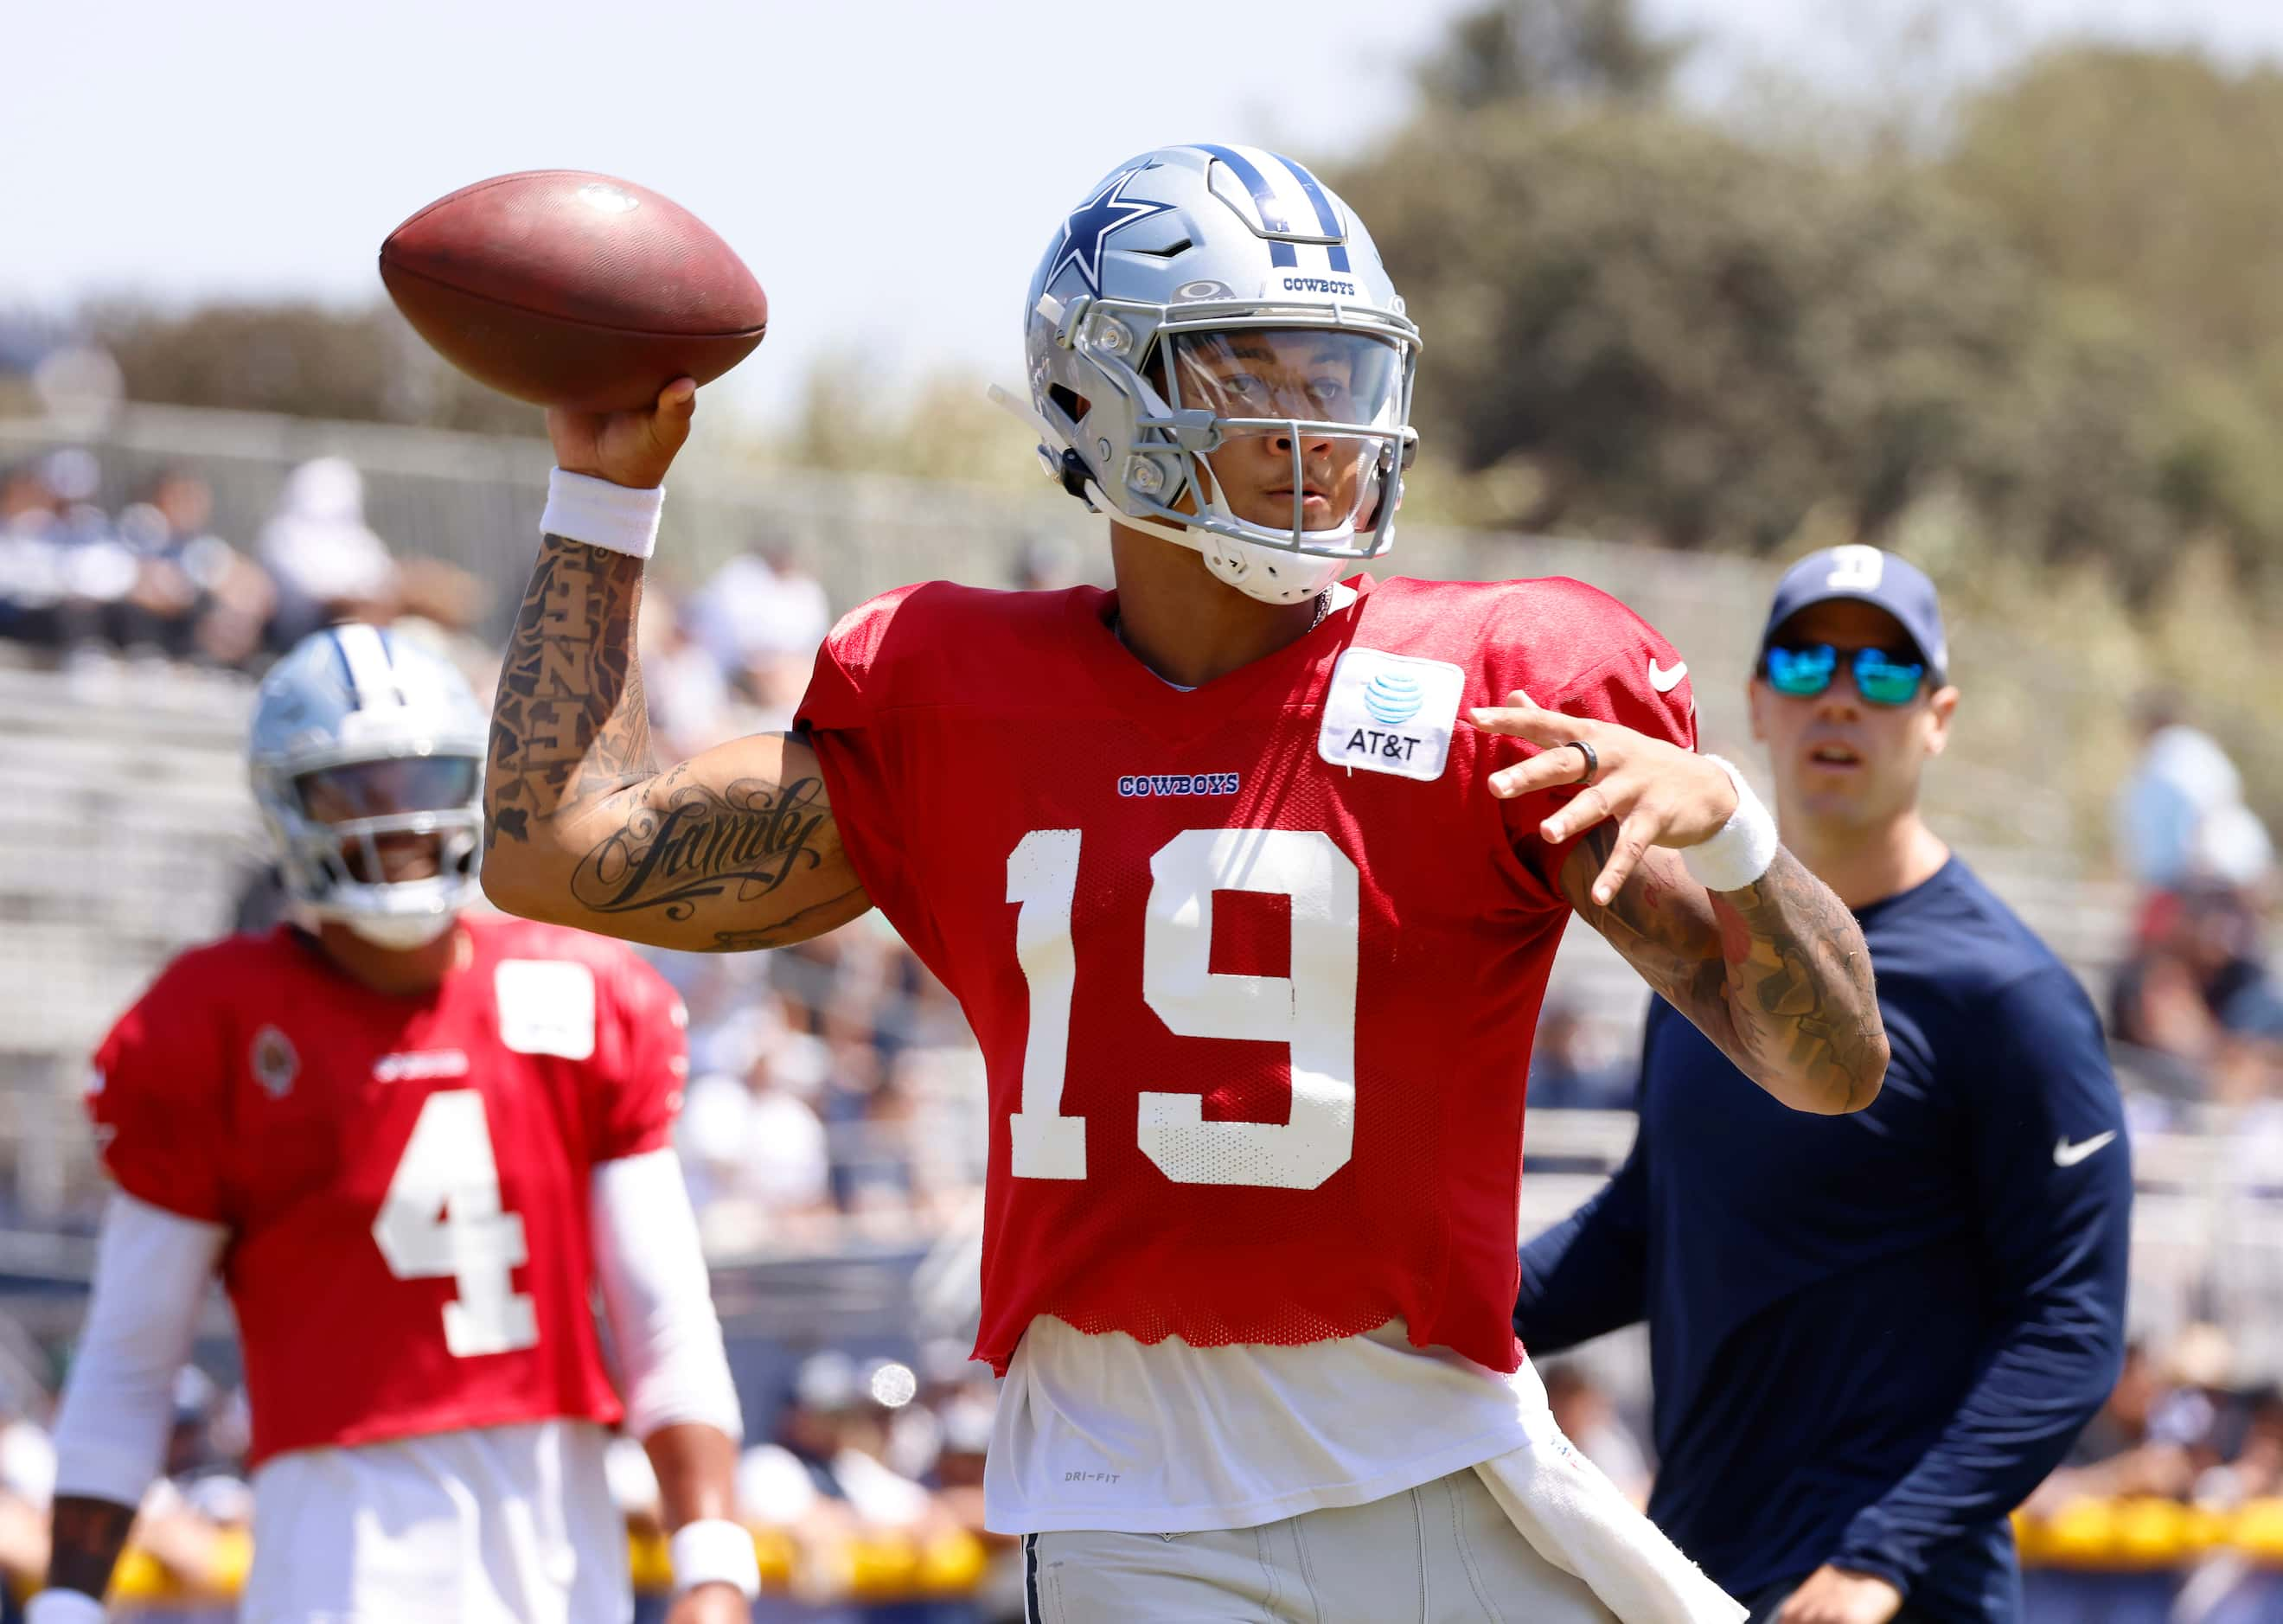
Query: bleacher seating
0 652 260 1218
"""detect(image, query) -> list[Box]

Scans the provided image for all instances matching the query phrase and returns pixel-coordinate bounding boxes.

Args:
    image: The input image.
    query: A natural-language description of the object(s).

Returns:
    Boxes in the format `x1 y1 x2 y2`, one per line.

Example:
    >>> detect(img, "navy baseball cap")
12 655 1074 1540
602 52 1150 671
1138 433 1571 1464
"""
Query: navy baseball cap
1758 545 1948 683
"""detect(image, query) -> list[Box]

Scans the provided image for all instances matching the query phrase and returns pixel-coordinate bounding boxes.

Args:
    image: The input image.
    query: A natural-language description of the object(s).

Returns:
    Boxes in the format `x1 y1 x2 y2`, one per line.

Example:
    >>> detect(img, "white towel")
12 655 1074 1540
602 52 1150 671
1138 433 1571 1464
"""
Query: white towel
1474 1361 1747 1624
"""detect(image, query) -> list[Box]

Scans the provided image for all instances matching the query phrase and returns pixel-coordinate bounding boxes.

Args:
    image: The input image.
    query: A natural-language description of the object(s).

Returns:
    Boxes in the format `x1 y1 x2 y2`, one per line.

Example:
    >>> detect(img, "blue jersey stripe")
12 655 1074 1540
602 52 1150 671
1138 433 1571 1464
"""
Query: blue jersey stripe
1269 151 1353 273
1193 142 1300 267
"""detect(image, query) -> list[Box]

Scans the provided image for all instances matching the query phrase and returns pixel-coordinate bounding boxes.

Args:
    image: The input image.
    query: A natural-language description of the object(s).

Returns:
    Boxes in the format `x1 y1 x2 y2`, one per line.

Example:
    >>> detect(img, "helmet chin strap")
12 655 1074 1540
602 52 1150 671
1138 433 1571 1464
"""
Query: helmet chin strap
1098 496 1349 606
293 895 463 952
339 910 461 951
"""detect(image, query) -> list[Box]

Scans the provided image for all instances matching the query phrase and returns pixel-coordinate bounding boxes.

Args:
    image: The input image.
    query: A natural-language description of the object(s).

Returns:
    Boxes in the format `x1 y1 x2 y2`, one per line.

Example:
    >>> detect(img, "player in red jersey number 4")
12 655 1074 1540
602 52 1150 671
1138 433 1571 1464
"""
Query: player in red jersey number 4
480 144 1889 1621
34 627 754 1624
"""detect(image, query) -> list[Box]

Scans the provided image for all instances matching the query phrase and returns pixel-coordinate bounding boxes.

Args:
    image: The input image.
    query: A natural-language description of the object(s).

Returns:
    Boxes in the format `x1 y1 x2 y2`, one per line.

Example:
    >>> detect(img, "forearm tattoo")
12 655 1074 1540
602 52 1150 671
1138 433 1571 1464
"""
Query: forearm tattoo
47 1493 137 1600
569 770 838 918
707 911 861 952
1570 834 1885 1112
487 537 652 848
485 535 865 945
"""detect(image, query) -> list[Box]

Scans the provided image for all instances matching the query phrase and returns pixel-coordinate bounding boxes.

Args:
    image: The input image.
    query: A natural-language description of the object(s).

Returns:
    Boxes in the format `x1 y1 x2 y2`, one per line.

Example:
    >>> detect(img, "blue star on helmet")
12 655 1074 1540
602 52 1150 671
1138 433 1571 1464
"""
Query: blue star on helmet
1046 169 1177 297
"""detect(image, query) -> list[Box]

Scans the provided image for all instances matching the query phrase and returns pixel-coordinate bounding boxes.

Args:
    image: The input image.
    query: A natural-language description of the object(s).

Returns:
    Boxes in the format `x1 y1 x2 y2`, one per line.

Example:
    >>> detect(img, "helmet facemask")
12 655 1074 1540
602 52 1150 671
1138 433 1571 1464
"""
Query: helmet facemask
261 752 483 948
1038 299 1418 605
1164 324 1408 546
1018 144 1423 605
248 623 492 950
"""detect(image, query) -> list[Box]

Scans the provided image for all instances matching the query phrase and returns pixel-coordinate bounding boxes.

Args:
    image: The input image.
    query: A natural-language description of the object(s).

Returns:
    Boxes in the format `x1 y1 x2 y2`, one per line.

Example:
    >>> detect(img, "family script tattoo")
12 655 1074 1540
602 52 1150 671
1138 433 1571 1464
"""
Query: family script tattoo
571 777 829 918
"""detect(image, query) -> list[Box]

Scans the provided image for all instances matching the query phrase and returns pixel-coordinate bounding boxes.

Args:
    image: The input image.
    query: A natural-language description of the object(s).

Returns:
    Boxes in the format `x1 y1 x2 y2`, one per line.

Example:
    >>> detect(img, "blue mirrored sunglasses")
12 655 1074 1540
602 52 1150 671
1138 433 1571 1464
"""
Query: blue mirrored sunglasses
1761 643 1927 707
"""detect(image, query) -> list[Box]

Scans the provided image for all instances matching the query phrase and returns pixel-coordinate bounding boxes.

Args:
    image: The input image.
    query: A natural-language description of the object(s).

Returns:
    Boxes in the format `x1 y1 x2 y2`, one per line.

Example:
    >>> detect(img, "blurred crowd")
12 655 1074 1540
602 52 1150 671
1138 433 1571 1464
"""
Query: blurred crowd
20 441 1012 1263
2107 698 2282 1132
0 450 493 672
0 1335 1651 1620
0 1346 1023 1621
2028 1333 2283 1518
0 447 1092 1267
659 920 988 1259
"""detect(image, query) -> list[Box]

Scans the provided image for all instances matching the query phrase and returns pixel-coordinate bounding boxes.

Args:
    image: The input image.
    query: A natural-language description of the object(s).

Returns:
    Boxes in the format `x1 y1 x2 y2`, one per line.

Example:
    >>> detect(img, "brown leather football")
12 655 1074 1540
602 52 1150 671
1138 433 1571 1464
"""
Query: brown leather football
380 171 767 412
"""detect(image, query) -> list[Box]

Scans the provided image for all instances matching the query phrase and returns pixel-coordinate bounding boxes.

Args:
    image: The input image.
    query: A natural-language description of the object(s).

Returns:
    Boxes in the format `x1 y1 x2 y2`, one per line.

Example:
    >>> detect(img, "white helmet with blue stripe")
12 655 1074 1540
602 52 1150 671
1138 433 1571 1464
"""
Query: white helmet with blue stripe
248 623 487 949
1012 144 1421 605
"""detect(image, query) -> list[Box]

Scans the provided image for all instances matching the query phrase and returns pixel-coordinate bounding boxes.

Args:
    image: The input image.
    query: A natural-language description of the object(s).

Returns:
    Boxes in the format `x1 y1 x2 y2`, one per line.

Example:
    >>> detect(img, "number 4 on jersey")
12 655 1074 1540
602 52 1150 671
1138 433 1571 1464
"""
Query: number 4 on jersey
371 1090 539 1357
1006 827 1359 1191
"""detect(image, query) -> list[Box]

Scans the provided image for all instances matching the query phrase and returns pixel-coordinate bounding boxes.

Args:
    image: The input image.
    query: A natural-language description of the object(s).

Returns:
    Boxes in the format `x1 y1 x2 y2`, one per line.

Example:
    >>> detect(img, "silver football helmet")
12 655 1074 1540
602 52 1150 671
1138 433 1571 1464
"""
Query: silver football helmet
249 623 486 949
1011 144 1421 604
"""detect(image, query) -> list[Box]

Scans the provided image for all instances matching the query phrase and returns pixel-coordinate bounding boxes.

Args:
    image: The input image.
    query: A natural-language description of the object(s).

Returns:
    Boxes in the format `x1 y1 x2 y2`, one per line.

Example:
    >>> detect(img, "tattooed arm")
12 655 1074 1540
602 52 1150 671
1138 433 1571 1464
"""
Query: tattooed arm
1474 688 1886 1115
1561 838 1884 1114
480 383 870 952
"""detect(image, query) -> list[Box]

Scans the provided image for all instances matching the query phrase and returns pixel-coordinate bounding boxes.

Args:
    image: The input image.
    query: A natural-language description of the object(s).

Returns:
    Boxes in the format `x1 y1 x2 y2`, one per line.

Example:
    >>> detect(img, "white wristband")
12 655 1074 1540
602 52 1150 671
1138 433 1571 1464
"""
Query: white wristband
27 1591 107 1624
1682 756 1779 893
540 469 664 559
670 1517 762 1598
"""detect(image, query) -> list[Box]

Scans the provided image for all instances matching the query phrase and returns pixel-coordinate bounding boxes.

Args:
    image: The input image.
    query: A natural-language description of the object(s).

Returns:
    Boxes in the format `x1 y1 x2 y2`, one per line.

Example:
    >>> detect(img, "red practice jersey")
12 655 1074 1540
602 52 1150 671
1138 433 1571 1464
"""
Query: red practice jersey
797 573 1695 1375
88 913 687 1468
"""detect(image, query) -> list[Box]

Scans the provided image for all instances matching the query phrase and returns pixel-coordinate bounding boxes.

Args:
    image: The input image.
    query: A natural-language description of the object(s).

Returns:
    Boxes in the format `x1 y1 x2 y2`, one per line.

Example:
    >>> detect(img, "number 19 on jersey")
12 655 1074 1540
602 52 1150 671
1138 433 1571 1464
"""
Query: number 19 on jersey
1006 826 1360 1191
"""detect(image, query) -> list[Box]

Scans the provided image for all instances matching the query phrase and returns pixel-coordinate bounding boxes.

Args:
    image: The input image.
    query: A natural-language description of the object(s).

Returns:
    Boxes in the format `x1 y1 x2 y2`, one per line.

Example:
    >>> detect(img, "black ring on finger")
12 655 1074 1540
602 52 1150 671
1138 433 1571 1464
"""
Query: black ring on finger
1565 740 1599 786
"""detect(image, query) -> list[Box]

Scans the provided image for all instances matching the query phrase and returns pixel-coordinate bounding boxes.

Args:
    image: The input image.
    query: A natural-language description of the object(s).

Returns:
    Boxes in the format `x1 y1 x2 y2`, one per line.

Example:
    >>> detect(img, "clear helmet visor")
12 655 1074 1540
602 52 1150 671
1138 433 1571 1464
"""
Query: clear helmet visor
292 755 480 889
1165 327 1405 545
296 756 479 822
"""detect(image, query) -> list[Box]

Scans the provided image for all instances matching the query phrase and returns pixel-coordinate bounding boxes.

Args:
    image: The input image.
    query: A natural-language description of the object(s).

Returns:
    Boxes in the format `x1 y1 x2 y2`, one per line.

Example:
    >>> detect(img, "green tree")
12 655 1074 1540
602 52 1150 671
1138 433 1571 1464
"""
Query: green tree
82 298 543 434
1414 0 1686 112
1945 47 2283 578
1335 108 2185 583
1947 48 2283 375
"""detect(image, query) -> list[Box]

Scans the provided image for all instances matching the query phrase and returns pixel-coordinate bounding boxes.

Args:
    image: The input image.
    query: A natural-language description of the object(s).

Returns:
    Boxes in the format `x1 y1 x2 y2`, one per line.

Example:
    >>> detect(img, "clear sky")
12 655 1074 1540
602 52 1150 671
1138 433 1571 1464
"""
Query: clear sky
10 0 2280 426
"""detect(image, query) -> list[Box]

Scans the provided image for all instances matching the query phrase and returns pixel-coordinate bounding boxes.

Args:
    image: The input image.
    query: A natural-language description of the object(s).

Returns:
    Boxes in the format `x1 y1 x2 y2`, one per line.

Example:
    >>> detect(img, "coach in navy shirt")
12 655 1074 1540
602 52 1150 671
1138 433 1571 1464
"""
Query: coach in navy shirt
1517 547 2131 1624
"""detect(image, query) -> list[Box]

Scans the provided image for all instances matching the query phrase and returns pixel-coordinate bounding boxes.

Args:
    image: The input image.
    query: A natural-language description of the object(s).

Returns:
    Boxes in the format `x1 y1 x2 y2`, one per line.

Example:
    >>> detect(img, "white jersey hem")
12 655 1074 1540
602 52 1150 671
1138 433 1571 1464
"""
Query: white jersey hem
985 1418 1534 1537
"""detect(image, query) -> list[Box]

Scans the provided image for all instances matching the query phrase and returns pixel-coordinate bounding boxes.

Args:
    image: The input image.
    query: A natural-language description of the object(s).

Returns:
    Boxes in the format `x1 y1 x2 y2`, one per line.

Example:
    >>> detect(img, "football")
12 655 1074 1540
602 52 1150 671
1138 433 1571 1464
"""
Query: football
379 170 768 412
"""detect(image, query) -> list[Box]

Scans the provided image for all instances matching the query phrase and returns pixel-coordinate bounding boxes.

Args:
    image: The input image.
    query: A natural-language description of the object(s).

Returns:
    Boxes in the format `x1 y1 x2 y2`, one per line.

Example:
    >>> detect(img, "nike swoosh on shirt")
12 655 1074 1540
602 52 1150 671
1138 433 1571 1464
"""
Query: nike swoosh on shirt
2053 1131 2118 1167
1649 659 1688 693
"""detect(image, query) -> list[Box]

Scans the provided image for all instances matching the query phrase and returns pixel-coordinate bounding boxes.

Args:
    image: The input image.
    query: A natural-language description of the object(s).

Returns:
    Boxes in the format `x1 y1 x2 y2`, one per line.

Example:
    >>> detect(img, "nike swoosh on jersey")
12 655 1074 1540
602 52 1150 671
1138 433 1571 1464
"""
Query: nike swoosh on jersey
2053 1130 2118 1167
1649 659 1688 693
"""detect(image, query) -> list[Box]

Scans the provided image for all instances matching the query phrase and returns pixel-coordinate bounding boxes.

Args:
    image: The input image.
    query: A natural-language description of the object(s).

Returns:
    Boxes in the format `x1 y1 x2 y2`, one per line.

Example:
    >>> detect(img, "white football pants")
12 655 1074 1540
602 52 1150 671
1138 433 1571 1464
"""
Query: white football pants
1021 1465 1617 1622
240 1419 630 1624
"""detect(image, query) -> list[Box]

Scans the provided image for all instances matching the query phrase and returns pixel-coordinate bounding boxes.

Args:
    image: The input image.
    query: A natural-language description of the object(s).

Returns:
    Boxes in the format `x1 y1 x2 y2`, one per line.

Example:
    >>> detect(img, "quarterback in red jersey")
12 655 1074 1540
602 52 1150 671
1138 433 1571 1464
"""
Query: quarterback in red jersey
481 144 1886 1621
35 627 755 1624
